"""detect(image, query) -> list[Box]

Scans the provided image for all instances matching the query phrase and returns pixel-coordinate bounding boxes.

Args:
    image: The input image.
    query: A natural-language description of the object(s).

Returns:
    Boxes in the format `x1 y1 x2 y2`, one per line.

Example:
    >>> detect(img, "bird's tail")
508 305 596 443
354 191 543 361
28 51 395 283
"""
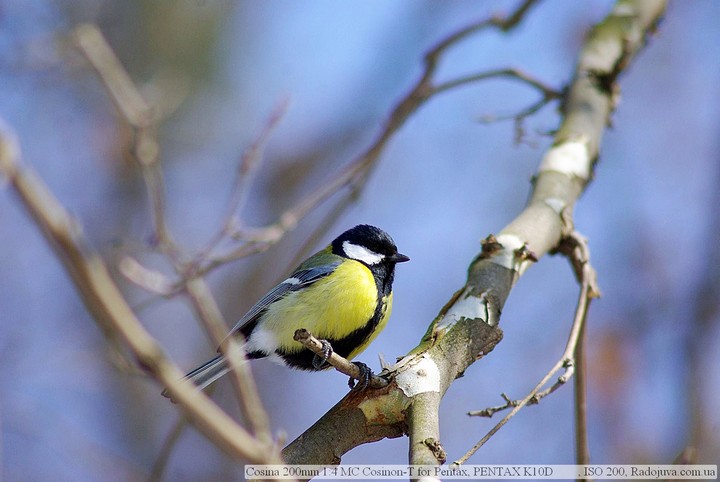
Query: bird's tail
161 354 230 399
185 354 231 390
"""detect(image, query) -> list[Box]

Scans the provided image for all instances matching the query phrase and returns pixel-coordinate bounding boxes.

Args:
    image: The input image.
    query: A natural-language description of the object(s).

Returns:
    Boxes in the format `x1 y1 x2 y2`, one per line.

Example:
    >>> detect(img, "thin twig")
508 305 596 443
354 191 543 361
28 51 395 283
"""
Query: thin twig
0 122 280 463
293 329 388 389
424 0 541 64
74 22 274 449
437 67 562 146
190 98 290 271
575 319 590 469
433 67 560 98
186 0 549 280
457 358 568 465
456 231 598 465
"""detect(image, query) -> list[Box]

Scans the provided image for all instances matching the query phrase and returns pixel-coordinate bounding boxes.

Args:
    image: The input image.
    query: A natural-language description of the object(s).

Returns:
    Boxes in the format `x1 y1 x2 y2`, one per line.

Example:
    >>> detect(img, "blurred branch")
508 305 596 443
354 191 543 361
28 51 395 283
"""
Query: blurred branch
177 0 553 282
283 0 667 466
75 23 179 261
149 415 186 482
0 121 280 464
73 23 275 449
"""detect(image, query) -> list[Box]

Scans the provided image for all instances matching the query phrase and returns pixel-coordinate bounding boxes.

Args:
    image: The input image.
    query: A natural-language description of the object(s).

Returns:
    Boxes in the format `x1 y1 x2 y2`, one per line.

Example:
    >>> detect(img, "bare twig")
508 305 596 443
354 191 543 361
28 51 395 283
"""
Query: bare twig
182 0 549 281
293 329 388 389
433 67 560 98
73 22 274 448
439 67 562 146
0 122 280 463
467 393 517 418
423 0 541 63
575 319 590 468
74 23 180 262
149 415 187 482
190 98 290 271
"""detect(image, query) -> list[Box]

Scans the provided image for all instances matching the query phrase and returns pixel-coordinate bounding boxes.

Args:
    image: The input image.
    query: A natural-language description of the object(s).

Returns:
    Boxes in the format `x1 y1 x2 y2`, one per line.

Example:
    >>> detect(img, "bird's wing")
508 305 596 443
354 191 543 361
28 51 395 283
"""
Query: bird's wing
220 261 341 347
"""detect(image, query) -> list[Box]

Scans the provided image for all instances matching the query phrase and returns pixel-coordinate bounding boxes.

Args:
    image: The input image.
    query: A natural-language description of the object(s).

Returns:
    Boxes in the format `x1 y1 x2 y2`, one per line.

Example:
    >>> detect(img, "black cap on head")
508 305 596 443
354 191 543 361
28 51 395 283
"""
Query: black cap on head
332 225 409 265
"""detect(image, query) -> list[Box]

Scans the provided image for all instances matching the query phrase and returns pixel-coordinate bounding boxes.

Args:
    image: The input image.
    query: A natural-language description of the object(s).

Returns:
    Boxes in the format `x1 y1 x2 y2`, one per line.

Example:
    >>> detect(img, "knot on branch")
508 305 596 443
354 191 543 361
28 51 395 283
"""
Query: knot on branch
422 437 448 465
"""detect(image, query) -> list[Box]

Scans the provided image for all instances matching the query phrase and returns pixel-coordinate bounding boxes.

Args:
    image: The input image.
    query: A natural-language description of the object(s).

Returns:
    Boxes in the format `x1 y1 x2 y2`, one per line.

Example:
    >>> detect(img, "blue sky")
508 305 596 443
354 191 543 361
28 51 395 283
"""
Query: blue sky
1 1 719 479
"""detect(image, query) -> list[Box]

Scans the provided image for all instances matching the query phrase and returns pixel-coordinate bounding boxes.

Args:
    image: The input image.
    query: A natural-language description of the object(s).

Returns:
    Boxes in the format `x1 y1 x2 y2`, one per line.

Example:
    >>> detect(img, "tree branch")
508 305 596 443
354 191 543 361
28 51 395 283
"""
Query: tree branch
0 122 280 463
282 0 667 466
293 329 388 389
457 231 599 464
74 23 275 442
178 0 550 282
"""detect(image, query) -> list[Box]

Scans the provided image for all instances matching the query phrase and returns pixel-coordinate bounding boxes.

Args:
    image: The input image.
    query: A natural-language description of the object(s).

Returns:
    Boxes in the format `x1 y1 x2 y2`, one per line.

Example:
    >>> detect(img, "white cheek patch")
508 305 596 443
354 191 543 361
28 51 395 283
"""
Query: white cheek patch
343 240 384 265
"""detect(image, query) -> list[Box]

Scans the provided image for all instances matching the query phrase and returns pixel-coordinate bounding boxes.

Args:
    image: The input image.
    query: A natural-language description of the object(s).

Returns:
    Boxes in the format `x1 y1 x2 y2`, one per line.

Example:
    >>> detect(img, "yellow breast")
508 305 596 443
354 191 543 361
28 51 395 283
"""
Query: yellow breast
260 260 384 354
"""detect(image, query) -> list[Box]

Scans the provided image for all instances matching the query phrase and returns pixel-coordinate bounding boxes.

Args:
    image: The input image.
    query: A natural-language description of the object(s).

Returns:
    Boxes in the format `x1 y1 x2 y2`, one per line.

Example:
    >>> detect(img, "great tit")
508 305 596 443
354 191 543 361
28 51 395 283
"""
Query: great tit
166 224 409 395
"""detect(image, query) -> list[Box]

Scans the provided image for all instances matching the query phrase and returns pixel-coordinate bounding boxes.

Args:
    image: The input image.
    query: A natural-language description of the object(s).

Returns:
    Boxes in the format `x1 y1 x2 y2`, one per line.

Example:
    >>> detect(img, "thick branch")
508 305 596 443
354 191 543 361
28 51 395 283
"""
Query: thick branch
457 232 599 464
282 0 667 466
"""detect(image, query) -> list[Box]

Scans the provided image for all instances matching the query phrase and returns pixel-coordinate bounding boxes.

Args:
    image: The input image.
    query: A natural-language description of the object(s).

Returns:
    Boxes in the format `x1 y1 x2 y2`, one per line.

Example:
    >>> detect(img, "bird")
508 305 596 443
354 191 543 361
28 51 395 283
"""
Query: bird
164 224 409 396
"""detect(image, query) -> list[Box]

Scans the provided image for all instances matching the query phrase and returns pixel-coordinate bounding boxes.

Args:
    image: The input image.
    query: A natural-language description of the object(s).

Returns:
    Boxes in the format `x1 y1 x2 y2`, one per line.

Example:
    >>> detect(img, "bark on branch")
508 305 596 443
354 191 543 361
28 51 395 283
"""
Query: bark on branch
282 0 667 466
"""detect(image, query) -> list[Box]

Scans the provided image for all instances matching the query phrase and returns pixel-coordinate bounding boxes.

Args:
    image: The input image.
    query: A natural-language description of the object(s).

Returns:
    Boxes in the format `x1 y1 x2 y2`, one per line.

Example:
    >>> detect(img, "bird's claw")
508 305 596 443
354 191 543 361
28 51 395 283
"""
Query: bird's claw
348 361 373 391
312 339 333 369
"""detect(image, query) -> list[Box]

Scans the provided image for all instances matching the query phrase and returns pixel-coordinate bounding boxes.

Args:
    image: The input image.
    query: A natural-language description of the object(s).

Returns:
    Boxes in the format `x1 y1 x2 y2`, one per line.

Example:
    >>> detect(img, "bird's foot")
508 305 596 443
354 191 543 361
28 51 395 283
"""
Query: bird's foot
312 339 333 369
348 361 373 391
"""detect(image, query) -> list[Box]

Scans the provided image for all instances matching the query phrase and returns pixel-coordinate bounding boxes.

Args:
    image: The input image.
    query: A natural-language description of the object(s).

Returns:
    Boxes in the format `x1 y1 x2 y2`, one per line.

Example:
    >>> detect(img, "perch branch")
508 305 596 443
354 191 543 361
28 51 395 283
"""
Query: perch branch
283 0 666 465
293 329 388 389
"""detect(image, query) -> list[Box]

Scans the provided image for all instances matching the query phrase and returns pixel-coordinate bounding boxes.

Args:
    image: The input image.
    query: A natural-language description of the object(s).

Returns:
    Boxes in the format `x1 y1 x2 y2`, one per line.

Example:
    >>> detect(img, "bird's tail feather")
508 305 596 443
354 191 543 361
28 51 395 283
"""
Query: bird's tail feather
185 354 230 391
161 354 230 399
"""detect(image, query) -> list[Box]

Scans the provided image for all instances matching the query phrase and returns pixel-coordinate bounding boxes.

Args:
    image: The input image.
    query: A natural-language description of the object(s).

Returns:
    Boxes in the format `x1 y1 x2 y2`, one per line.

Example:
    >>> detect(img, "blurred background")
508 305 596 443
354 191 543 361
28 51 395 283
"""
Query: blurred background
1 0 719 479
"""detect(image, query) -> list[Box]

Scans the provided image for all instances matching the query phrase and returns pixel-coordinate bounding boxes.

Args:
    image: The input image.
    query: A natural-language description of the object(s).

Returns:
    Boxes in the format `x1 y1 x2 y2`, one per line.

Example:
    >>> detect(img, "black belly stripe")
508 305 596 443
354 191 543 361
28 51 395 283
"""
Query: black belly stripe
280 297 387 370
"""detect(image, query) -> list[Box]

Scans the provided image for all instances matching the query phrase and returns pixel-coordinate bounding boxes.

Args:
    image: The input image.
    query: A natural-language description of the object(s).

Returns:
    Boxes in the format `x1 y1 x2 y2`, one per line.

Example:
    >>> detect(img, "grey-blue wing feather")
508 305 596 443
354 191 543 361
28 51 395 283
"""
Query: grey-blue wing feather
221 261 341 347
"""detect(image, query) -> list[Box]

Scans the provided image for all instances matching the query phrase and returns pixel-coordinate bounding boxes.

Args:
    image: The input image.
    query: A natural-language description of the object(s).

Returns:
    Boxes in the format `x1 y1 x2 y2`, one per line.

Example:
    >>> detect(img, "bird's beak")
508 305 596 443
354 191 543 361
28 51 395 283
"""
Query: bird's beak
389 252 410 263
